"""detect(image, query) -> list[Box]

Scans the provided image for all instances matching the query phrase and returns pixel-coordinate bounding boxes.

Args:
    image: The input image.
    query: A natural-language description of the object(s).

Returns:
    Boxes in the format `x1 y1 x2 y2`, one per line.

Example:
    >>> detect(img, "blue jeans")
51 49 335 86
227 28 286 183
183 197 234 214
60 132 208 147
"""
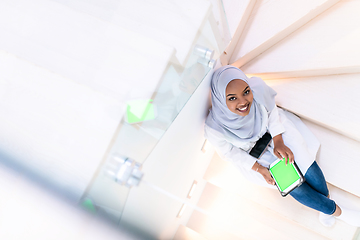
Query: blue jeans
289 161 336 215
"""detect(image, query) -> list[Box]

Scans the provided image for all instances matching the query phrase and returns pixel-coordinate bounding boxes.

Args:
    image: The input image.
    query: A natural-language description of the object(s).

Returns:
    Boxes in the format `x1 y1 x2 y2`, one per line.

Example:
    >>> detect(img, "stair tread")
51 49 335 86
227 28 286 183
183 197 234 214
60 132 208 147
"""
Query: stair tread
174 225 209 240
265 73 360 143
220 0 256 66
221 0 254 38
111 0 211 65
0 50 126 202
0 0 176 102
230 0 338 66
203 152 359 239
240 0 360 76
193 182 329 240
302 118 360 198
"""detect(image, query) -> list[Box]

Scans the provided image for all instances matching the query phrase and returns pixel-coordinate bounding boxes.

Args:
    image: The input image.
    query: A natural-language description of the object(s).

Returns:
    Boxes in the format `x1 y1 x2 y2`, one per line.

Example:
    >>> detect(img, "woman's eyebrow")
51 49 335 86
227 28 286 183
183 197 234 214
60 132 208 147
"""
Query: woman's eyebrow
243 86 249 92
226 93 236 97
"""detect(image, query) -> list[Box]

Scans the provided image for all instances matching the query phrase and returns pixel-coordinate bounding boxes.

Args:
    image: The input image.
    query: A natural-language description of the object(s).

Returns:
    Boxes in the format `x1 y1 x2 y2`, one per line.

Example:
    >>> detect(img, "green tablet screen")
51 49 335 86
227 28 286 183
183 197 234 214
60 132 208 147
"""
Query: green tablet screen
270 160 300 192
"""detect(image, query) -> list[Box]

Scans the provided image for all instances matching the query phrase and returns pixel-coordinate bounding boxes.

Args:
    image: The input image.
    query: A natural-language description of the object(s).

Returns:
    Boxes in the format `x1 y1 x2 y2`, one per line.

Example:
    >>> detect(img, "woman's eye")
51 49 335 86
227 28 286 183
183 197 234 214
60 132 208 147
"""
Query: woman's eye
229 97 236 101
244 90 250 95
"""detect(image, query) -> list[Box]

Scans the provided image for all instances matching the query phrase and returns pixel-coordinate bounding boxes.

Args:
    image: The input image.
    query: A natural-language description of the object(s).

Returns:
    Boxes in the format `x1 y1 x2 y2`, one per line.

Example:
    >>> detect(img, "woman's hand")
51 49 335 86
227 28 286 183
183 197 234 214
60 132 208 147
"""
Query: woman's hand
258 166 275 185
252 162 275 185
273 134 294 165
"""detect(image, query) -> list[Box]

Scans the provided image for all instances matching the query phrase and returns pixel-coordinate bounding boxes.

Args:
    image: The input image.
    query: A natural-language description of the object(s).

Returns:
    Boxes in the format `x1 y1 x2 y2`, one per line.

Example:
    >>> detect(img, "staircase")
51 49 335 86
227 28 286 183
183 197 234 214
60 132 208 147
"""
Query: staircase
1 0 360 239
177 0 360 239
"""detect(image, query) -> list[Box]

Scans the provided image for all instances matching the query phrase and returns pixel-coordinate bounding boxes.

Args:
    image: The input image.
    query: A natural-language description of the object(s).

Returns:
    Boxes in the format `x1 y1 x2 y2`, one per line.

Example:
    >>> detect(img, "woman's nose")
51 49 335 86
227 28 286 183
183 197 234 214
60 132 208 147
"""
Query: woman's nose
237 98 247 106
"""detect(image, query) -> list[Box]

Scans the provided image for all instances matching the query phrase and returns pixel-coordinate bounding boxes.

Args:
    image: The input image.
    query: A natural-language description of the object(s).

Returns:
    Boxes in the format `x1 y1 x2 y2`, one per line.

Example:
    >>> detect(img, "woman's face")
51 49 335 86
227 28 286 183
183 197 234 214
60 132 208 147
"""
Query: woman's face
225 79 253 116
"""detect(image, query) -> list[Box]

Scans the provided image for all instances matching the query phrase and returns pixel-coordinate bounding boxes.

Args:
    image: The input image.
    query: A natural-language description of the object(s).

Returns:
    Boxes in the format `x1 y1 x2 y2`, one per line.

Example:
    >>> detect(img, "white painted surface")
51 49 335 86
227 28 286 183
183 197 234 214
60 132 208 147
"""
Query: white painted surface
303 119 360 198
0 50 121 201
0 164 143 240
188 182 329 240
220 0 257 65
110 0 211 65
0 0 175 102
173 224 208 240
0 0 215 204
230 0 340 67
241 0 360 76
207 0 232 49
221 0 253 37
119 64 216 239
265 74 360 143
0 0 224 237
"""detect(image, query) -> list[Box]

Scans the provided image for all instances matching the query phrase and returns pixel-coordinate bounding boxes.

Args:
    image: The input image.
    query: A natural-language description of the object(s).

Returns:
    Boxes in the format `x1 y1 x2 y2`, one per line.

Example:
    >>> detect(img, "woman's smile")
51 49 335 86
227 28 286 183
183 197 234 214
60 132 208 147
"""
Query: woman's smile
237 102 250 113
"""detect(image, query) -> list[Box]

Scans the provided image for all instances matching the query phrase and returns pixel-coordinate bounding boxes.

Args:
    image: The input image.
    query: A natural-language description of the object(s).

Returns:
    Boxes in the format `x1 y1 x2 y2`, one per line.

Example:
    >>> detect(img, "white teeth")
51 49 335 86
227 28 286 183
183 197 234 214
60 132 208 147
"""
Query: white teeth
238 105 248 111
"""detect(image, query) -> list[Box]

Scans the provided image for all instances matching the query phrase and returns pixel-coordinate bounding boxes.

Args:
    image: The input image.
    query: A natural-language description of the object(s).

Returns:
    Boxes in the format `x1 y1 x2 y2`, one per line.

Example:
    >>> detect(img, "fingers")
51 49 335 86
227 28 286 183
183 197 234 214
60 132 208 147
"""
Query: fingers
285 146 294 164
284 152 290 165
288 149 294 164
270 178 275 185
274 150 282 159
275 147 294 165
276 149 289 165
267 177 275 185
264 171 276 185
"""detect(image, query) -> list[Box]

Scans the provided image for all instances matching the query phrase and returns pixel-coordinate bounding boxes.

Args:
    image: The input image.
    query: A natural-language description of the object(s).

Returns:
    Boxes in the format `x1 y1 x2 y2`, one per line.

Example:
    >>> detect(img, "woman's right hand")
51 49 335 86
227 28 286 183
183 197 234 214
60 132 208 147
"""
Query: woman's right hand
258 166 275 185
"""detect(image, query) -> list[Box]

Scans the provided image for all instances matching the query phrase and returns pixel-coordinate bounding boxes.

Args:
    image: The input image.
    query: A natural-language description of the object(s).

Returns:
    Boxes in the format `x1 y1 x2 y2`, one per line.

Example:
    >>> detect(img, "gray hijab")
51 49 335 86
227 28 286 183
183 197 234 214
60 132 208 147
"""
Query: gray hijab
205 65 277 142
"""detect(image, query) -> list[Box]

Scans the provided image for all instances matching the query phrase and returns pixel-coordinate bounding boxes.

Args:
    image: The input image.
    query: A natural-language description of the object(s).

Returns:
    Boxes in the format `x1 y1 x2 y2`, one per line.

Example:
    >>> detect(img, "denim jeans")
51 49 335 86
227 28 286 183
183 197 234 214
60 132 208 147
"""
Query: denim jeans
289 161 336 215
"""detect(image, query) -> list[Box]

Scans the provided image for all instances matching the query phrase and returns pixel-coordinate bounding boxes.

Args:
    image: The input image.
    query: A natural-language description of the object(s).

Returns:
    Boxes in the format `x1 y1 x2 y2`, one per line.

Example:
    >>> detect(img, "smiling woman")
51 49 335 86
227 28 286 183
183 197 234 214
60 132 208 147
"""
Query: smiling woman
204 65 360 228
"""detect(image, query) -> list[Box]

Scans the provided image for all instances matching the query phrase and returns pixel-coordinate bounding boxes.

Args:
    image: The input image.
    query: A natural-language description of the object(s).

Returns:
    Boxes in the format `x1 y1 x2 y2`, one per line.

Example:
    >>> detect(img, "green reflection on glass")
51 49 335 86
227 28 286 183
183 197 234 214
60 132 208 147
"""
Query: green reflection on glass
125 99 156 124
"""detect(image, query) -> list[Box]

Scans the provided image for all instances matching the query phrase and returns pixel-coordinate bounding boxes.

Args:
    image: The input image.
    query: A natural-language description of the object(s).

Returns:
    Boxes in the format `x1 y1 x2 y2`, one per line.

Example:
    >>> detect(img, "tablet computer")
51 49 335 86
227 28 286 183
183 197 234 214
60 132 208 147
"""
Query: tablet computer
269 159 304 197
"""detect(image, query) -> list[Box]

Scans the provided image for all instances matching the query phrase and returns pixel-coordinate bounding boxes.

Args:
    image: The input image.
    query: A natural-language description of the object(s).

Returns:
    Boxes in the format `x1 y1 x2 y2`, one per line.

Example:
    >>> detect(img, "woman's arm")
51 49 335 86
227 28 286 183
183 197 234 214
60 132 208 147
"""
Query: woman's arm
267 106 294 165
205 125 257 169
273 134 294 165
205 125 277 186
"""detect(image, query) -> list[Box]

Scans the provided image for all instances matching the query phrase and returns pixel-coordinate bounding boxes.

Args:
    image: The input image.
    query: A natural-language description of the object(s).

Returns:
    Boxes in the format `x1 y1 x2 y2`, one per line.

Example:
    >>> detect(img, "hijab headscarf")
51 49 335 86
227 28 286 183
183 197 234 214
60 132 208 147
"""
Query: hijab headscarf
205 65 277 142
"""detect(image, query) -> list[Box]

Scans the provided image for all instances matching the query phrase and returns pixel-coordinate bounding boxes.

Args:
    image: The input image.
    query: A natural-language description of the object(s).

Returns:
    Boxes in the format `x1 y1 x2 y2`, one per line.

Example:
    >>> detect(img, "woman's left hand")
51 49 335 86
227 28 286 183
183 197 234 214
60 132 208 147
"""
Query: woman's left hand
273 134 294 165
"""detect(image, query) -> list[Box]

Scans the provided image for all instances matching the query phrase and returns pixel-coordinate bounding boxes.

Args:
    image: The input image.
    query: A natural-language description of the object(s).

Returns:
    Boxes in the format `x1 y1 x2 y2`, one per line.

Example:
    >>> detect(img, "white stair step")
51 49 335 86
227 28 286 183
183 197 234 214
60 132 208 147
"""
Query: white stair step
55 0 227 66
265 73 360 143
0 0 176 102
220 0 257 65
240 0 360 78
221 0 255 38
187 209 244 240
0 50 122 202
302 118 360 198
0 161 134 240
229 0 340 67
174 225 208 240
108 0 212 65
188 182 329 240
203 153 359 239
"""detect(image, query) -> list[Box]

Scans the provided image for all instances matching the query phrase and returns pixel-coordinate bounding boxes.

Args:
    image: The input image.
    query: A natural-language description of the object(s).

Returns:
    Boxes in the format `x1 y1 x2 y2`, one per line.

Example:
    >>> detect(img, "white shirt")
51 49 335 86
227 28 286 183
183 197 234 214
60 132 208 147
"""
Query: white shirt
205 106 320 188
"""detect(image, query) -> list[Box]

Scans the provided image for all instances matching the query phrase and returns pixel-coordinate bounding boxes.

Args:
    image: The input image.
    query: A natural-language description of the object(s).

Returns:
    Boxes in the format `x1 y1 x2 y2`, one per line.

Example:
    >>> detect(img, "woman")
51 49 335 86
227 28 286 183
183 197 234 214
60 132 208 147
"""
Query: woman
204 65 360 227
